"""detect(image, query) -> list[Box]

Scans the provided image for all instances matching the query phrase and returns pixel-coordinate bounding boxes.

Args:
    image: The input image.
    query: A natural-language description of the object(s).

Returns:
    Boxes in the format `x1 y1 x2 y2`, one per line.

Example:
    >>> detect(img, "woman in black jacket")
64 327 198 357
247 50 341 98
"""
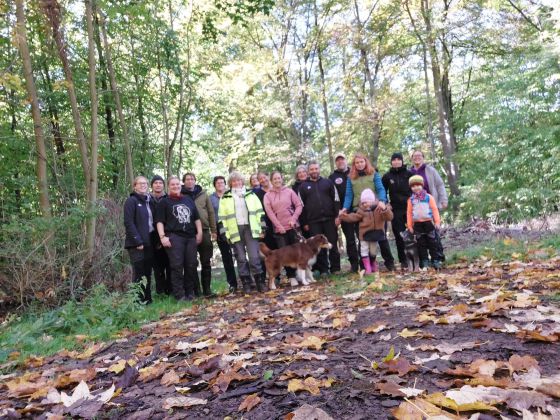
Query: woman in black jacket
123 176 155 304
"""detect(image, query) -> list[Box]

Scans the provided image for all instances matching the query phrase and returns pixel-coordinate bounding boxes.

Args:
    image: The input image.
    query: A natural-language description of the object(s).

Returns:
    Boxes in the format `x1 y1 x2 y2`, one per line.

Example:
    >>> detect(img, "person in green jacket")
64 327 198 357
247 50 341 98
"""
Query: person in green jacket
218 171 267 293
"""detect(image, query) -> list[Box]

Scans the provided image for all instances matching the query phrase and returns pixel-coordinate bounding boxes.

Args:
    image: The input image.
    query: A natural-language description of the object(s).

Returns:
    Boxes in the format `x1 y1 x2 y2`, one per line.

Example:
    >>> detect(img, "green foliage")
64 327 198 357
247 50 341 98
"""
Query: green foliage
0 284 195 367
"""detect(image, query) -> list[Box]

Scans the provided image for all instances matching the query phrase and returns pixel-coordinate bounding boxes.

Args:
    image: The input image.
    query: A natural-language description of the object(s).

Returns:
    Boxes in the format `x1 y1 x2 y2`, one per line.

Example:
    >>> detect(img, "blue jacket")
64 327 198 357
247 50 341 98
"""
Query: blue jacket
343 172 387 210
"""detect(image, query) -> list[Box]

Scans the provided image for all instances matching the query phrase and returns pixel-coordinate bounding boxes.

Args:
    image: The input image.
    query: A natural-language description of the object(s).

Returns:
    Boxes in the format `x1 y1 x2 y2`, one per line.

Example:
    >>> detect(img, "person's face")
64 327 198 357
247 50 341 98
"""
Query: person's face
258 173 270 187
296 169 308 182
134 178 148 195
231 178 244 189
184 175 196 190
360 200 374 209
412 152 424 167
271 173 283 188
391 158 403 169
250 175 259 188
308 164 320 180
411 184 423 193
335 158 347 171
168 178 181 195
215 178 226 193
354 158 366 171
151 180 164 194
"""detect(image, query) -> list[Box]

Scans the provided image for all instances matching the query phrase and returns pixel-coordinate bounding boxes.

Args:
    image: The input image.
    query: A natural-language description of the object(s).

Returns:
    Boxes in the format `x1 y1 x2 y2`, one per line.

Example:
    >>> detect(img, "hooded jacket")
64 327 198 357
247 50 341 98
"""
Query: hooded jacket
340 204 393 241
298 177 340 224
263 186 303 233
382 165 413 213
181 184 217 234
410 164 448 209
124 192 154 248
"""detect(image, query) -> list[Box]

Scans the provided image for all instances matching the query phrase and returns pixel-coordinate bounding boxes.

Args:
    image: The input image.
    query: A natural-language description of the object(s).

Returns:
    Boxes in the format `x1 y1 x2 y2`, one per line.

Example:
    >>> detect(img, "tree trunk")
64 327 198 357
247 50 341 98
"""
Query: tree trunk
420 0 460 197
93 12 118 190
85 0 99 261
40 0 91 190
99 13 134 188
15 0 52 219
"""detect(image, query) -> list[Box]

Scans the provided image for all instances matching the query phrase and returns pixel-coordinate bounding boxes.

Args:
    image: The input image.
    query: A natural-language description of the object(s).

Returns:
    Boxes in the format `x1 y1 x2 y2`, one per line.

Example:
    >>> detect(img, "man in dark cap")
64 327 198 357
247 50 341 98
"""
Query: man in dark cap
382 153 413 270
150 175 171 295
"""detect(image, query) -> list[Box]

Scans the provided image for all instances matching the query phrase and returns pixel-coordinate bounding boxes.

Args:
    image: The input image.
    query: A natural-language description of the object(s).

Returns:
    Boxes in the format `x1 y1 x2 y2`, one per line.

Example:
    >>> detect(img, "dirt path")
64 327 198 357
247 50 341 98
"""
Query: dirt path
2 254 559 419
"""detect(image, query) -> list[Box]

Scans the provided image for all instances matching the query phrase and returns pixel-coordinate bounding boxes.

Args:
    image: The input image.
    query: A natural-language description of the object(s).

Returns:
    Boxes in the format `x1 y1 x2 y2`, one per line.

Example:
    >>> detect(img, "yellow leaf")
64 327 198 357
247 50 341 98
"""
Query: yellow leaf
287 377 321 395
397 328 422 338
424 392 498 412
298 336 325 350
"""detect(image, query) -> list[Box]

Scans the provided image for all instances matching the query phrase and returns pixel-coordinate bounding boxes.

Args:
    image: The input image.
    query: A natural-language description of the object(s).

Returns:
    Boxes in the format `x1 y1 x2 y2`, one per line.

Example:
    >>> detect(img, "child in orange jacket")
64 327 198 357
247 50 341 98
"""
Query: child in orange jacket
407 175 444 269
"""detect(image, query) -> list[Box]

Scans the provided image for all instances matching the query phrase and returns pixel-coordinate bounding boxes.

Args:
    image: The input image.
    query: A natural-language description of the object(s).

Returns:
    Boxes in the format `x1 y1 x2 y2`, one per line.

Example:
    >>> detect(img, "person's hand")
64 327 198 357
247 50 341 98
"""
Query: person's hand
278 227 286 234
161 237 172 248
435 222 441 230
211 232 217 241
288 219 297 229
408 227 414 234
378 202 386 210
196 232 203 244
339 209 347 216
259 231 265 239
303 225 310 232
335 217 341 226
136 244 144 250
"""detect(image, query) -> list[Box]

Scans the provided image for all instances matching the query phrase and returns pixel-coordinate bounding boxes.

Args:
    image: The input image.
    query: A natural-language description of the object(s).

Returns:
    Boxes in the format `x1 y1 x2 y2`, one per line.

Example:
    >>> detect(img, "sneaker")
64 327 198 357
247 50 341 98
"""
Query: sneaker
289 278 299 287
319 272 329 279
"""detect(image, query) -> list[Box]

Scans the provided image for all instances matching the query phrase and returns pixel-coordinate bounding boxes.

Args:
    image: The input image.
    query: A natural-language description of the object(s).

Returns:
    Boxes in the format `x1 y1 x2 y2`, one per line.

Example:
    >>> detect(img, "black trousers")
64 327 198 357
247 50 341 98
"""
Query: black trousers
217 235 237 288
196 230 213 295
166 233 198 300
353 222 395 269
391 211 408 265
273 229 299 278
341 221 359 271
127 245 153 303
413 221 443 262
309 219 340 274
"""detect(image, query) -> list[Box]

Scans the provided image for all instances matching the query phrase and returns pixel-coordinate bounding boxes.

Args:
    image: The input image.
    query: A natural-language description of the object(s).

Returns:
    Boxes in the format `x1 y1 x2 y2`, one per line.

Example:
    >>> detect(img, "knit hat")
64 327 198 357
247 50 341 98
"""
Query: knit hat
391 152 404 161
151 175 164 186
409 175 424 186
360 188 376 203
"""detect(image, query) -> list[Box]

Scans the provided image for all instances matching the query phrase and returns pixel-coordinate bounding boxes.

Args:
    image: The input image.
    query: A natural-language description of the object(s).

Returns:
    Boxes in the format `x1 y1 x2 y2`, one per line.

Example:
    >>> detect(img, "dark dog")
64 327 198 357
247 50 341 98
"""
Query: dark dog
259 234 332 290
400 230 420 272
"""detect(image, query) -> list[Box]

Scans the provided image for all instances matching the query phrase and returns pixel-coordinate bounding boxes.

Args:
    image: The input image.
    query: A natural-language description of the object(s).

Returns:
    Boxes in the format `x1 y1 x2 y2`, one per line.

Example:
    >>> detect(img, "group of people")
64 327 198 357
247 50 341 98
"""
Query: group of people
123 150 447 303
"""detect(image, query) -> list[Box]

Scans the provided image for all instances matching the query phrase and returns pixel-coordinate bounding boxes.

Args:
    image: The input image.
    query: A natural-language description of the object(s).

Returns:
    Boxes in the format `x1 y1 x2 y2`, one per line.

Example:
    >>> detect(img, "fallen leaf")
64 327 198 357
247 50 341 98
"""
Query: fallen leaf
161 369 181 386
381 357 418 376
509 354 540 372
362 322 388 334
162 396 207 410
286 403 334 420
392 398 459 420
238 393 261 412
287 377 334 396
397 328 422 338
425 391 498 412
297 335 326 350
139 362 169 382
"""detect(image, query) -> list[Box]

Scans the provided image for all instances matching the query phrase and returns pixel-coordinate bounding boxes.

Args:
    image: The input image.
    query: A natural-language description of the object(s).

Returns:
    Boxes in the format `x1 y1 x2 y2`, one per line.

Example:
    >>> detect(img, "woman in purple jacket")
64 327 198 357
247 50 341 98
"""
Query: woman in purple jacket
263 171 304 286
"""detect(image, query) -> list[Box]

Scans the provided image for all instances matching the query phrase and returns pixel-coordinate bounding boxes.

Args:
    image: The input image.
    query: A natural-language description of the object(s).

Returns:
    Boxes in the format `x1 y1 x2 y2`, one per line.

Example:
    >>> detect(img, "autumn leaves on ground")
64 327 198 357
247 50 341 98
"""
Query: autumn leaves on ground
2 237 560 419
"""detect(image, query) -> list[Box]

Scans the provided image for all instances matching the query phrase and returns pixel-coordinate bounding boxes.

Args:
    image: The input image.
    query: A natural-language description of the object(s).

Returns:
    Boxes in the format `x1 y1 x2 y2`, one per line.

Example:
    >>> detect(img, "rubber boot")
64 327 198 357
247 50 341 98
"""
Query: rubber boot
362 256 372 274
240 276 252 294
256 273 267 293
201 268 217 298
432 260 442 270
371 258 379 273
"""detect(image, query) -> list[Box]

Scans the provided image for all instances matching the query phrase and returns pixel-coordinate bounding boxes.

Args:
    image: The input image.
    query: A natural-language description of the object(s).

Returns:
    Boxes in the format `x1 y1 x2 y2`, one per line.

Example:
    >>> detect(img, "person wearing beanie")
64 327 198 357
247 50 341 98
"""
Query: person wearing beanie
406 175 444 269
340 188 393 274
382 152 413 270
149 175 171 295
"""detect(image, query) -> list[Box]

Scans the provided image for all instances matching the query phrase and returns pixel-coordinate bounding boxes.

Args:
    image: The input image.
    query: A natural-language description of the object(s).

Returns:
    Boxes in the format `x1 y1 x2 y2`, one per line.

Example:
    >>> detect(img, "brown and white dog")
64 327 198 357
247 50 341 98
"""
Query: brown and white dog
259 234 333 290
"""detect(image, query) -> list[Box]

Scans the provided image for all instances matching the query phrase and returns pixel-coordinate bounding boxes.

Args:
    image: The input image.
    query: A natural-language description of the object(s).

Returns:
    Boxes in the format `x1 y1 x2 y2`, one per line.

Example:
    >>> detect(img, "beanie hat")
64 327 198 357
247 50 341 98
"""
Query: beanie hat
391 152 404 161
151 175 164 186
409 175 424 187
360 188 376 203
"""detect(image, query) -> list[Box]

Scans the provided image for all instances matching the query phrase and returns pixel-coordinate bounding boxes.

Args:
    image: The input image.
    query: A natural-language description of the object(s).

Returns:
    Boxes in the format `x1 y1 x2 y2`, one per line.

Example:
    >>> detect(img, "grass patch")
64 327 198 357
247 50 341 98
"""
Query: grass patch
326 271 398 296
446 233 560 264
0 275 230 370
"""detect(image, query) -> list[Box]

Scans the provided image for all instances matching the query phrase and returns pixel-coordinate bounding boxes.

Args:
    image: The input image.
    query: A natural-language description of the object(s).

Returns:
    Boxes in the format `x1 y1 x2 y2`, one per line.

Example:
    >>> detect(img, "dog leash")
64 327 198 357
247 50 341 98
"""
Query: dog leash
295 229 306 243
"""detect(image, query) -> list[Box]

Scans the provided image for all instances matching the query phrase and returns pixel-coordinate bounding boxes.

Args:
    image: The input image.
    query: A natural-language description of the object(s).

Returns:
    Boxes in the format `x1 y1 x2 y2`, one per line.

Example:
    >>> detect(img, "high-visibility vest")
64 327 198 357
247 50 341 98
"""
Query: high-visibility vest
218 190 265 243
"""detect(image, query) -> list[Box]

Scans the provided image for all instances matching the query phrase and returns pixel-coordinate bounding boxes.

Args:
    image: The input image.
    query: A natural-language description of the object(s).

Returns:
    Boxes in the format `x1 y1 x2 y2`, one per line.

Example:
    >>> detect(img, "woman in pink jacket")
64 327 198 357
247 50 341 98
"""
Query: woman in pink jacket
263 171 304 286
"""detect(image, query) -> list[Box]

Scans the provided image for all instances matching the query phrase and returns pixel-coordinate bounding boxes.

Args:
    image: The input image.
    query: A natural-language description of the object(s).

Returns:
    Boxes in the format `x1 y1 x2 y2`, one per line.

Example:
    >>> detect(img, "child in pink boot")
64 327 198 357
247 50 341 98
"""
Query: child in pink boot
340 189 393 274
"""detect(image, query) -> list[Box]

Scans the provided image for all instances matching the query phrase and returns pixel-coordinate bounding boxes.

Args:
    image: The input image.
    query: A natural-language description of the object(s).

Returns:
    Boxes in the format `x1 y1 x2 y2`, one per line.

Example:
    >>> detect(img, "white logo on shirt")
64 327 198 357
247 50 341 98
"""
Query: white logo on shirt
173 204 192 224
334 177 343 185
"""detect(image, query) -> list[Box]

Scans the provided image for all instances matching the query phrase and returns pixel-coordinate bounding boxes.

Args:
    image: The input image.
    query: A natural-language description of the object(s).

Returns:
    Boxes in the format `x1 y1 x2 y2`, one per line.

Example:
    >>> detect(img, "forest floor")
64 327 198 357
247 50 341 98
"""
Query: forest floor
1 227 559 419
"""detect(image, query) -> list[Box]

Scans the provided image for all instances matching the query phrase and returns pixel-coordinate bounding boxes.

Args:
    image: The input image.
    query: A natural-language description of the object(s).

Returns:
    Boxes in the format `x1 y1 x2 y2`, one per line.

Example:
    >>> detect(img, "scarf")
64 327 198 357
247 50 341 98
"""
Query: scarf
232 187 246 197
169 191 182 200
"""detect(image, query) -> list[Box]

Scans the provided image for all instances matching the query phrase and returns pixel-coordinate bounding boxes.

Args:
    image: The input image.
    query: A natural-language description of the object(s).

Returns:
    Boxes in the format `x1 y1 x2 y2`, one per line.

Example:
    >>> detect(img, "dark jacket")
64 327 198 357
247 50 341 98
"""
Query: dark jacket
155 195 199 237
124 192 154 249
329 167 350 201
298 177 340 224
181 185 217 233
382 165 413 213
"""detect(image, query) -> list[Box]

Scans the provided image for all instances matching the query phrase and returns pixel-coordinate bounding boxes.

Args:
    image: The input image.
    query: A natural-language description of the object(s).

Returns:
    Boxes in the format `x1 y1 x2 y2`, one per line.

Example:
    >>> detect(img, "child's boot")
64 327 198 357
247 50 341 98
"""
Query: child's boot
432 260 442 271
362 256 372 274
420 259 430 271
371 257 379 273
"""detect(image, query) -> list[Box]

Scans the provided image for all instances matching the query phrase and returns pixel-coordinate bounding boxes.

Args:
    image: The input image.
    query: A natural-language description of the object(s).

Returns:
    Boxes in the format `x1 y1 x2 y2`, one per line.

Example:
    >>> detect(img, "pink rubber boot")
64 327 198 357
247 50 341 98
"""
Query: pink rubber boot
362 256 372 274
371 258 379 273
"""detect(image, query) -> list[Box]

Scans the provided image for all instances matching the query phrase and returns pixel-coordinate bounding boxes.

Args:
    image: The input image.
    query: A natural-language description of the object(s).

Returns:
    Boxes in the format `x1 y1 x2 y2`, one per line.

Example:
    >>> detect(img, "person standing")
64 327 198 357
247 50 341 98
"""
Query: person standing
210 175 238 294
150 175 171 295
329 153 359 272
264 171 304 286
156 176 202 301
124 176 154 304
382 153 413 270
341 153 396 271
219 172 267 293
298 161 341 275
292 164 309 238
410 150 447 262
181 172 218 298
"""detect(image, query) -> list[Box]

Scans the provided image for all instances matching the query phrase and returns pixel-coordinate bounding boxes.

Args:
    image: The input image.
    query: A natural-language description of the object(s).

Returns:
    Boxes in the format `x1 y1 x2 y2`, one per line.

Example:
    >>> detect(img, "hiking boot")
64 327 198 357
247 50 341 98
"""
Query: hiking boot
432 260 442 270
256 273 267 293
240 276 252 294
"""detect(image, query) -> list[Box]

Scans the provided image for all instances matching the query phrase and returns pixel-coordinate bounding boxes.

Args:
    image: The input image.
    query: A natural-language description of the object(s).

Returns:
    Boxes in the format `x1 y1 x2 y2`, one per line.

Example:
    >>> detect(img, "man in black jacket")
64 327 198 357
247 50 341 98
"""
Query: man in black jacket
382 152 413 269
150 175 171 295
329 153 359 272
299 161 341 275
123 176 154 304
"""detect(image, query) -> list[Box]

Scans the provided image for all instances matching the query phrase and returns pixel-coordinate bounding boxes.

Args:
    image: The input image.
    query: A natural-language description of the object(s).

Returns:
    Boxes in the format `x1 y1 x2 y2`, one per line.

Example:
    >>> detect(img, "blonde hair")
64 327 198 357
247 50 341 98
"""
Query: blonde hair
228 171 245 188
